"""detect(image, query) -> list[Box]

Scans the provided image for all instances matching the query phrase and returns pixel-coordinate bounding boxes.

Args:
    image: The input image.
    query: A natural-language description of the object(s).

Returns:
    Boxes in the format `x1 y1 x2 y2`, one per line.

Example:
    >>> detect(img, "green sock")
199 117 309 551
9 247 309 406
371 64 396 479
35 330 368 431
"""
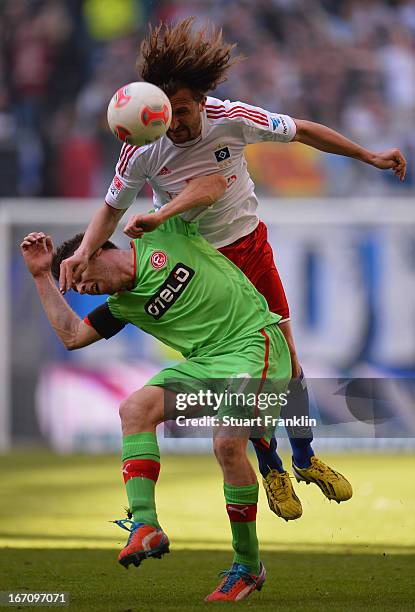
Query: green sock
122 432 161 529
224 482 260 574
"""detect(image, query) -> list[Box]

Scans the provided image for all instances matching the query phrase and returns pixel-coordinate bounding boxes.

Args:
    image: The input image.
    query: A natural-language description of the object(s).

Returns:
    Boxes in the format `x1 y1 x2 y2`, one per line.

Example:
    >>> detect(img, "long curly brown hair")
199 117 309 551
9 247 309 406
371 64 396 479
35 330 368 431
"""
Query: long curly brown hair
138 17 239 99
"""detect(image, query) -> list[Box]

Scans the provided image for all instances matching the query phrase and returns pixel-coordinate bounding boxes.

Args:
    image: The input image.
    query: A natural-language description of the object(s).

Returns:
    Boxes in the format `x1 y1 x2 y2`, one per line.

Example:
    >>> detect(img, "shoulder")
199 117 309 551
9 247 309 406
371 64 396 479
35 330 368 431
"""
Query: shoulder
115 136 173 179
115 143 148 177
205 97 270 128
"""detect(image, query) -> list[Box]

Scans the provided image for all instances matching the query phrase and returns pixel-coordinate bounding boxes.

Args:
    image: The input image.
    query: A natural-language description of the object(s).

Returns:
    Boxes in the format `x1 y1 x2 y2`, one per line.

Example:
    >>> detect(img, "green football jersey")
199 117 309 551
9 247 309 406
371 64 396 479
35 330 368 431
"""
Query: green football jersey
107 216 280 358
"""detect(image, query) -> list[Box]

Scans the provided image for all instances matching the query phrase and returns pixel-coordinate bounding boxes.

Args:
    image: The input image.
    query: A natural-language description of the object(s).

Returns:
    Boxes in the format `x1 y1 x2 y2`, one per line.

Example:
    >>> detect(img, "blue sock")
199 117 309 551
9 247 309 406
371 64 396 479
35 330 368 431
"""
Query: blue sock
290 436 314 469
251 436 284 477
284 369 315 469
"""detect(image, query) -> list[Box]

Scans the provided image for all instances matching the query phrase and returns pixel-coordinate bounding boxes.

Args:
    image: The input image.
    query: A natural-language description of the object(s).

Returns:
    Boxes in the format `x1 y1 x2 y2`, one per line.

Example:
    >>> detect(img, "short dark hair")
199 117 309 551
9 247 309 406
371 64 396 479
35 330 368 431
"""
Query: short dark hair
138 17 240 99
51 233 118 282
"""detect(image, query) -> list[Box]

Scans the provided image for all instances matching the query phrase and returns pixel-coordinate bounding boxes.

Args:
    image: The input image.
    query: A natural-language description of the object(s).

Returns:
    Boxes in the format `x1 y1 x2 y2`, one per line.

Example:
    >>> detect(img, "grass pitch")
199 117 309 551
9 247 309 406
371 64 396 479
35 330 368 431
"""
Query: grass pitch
0 452 414 610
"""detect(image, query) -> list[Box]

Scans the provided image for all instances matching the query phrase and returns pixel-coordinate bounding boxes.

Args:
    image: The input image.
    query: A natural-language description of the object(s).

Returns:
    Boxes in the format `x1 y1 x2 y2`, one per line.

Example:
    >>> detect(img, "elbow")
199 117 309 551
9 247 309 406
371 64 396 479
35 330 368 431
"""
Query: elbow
63 336 80 351
65 341 78 351
292 118 309 142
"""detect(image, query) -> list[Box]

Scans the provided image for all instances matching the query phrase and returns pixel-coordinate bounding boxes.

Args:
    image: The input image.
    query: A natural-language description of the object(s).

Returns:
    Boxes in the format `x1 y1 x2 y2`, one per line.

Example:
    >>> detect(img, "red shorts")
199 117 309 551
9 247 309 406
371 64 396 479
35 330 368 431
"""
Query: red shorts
218 221 290 321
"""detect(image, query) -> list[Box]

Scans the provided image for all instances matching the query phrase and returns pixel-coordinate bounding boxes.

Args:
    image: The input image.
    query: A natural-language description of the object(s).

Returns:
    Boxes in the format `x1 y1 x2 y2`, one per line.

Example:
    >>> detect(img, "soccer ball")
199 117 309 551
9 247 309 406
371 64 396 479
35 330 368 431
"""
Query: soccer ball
107 82 172 146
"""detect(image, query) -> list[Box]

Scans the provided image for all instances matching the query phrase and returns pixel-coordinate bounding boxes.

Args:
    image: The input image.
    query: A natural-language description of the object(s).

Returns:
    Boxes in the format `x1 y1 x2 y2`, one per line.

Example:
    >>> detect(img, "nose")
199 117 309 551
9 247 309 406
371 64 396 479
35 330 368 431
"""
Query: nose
76 283 86 294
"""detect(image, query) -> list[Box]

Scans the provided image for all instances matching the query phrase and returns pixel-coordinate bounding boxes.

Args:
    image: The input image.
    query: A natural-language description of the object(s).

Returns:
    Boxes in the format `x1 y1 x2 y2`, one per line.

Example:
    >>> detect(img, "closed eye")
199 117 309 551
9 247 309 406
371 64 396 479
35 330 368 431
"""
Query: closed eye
175 108 190 116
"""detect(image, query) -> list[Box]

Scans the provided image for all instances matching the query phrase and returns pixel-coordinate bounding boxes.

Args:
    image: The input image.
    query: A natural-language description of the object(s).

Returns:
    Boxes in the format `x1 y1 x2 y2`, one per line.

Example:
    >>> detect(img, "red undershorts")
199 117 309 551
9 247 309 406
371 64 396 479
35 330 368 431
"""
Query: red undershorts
218 220 290 321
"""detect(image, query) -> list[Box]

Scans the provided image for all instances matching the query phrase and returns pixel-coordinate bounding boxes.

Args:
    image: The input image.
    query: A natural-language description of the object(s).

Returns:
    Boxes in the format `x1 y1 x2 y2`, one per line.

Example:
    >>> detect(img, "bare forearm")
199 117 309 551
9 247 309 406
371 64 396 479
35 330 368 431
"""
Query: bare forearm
34 273 81 349
158 175 227 222
294 120 375 165
78 203 125 257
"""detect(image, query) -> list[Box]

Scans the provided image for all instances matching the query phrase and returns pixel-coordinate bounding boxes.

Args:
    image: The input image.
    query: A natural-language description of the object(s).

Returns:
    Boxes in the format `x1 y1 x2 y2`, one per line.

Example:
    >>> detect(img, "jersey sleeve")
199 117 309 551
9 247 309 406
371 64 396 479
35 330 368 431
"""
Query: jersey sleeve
212 99 296 144
105 144 147 210
84 302 127 339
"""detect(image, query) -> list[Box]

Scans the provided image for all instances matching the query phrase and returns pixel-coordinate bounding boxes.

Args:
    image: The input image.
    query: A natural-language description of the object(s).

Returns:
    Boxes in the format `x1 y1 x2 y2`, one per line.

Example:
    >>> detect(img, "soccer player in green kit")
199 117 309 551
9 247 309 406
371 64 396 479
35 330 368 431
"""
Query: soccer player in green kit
21 216 291 603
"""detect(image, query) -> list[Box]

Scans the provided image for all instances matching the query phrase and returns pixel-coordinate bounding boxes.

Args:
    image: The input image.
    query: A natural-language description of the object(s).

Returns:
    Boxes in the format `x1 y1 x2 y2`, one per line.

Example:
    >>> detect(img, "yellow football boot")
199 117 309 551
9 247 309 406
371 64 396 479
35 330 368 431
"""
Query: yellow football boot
262 470 303 521
292 456 353 502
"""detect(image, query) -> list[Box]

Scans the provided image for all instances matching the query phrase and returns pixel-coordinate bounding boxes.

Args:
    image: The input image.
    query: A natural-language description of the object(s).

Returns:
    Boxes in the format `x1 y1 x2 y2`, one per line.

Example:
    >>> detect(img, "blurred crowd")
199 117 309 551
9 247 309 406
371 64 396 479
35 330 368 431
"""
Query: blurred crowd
0 0 414 198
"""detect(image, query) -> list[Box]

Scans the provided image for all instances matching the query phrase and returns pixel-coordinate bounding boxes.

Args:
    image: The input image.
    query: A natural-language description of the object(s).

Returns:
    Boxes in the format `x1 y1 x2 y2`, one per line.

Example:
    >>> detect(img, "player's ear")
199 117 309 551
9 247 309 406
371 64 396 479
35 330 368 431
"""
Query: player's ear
199 96 207 111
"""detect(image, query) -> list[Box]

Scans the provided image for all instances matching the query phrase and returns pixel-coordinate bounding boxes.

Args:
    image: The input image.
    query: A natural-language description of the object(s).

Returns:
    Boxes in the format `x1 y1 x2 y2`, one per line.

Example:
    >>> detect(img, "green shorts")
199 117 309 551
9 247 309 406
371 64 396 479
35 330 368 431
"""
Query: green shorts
147 323 291 437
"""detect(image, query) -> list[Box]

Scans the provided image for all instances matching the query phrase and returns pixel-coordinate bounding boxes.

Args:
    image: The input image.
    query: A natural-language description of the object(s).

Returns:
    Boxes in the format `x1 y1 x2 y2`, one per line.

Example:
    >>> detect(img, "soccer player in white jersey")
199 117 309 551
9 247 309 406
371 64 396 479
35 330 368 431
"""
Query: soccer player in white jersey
59 18 406 520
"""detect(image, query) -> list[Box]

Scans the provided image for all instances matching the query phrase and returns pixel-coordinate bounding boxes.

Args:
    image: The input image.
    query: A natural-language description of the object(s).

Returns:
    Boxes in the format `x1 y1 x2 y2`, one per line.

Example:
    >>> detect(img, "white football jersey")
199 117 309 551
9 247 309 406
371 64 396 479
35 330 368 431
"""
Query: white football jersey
106 97 296 247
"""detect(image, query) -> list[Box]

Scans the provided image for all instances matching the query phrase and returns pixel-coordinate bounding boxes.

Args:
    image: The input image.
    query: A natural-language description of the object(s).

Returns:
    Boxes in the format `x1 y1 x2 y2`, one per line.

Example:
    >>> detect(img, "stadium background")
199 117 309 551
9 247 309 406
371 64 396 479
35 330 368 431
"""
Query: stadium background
0 2 414 609
0 0 413 449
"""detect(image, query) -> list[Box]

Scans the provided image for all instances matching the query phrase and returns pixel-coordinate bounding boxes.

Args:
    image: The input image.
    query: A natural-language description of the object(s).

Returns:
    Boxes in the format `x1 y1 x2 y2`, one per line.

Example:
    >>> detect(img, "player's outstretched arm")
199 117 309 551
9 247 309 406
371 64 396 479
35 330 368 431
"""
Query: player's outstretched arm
21 232 102 350
59 203 126 294
293 119 406 181
123 174 227 238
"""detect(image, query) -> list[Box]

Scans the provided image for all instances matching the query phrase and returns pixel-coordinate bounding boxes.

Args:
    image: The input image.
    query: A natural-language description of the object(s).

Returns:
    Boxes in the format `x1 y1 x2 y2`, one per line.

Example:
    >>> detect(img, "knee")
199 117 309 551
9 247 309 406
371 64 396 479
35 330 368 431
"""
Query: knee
119 391 159 431
214 438 243 469
119 395 142 427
